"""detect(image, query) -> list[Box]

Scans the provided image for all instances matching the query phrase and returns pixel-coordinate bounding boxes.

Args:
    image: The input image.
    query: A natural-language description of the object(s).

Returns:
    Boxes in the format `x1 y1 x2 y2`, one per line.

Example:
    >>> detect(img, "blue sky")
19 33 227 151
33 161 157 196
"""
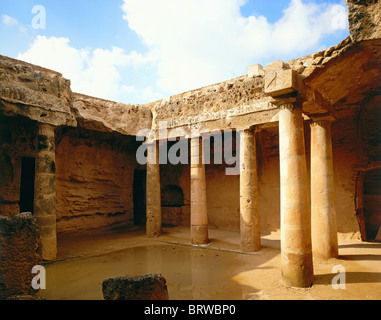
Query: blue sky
0 0 349 104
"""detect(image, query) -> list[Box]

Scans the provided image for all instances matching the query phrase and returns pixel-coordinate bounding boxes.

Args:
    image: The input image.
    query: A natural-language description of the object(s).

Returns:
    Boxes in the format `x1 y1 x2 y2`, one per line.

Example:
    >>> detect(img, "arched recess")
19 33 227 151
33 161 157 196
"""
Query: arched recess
356 166 381 242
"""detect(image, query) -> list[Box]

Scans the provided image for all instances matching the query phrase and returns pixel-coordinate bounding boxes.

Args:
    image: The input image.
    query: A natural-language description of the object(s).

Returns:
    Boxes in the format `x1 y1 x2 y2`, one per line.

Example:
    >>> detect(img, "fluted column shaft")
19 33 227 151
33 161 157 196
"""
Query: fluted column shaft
310 120 338 259
146 141 162 237
190 137 209 245
279 103 314 288
240 129 261 252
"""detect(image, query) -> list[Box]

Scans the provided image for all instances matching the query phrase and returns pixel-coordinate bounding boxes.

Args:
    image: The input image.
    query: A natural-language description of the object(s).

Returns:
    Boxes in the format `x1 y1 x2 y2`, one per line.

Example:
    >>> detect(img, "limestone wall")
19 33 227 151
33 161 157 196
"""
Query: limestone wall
0 118 37 217
55 128 138 233
0 55 75 128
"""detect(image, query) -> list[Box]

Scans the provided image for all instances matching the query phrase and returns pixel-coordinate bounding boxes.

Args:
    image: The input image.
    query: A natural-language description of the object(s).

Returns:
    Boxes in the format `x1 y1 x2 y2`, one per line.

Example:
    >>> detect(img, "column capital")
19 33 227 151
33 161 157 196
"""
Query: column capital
38 123 56 136
240 126 256 134
309 119 333 128
279 102 303 111
309 112 336 122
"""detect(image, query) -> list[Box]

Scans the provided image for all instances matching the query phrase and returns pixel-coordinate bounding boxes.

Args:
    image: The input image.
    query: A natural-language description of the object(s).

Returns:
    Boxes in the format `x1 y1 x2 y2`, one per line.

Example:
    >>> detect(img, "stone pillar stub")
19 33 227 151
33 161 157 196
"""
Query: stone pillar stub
190 137 209 245
240 129 261 252
279 103 314 288
146 141 162 237
34 123 57 261
310 119 338 259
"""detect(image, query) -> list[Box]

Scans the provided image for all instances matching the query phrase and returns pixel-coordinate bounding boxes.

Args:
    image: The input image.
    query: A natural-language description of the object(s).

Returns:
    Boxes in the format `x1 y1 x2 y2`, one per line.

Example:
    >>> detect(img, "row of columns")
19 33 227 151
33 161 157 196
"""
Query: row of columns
33 102 338 286
145 102 338 288
279 103 338 287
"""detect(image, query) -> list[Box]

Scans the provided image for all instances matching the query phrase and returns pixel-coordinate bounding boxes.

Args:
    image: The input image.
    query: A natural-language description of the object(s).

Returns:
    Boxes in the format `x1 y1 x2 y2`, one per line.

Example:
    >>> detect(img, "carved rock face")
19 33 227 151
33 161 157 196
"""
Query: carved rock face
0 213 42 299
102 274 169 300
346 0 381 42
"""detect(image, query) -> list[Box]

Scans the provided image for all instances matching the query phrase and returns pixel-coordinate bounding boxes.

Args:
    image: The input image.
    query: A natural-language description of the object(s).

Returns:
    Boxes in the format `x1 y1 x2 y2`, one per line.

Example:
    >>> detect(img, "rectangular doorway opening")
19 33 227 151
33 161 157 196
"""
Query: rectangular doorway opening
133 169 146 226
19 157 36 214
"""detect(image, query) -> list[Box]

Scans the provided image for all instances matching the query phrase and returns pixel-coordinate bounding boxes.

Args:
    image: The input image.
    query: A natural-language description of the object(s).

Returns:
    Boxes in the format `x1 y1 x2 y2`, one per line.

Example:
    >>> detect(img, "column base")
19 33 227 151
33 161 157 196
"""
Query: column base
191 225 209 245
40 234 57 261
281 252 314 288
240 240 261 253
146 223 162 238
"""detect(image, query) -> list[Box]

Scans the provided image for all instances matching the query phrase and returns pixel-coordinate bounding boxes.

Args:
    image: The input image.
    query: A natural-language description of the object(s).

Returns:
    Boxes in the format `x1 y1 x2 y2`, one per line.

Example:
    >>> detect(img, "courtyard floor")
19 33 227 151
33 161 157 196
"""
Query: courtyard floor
40 222 381 300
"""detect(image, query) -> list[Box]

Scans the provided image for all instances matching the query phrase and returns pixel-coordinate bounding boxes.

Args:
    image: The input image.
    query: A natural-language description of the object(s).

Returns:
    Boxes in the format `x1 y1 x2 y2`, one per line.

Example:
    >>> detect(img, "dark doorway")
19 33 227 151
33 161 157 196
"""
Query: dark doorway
19 157 36 213
133 169 146 226
363 168 381 241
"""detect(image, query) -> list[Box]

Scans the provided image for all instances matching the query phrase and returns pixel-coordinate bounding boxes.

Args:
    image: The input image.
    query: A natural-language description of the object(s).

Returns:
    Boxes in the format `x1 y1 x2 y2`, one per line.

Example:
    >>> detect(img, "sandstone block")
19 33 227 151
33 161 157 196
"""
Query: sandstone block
247 64 264 78
265 59 285 73
102 274 169 300
346 0 381 42
0 213 42 299
264 69 298 97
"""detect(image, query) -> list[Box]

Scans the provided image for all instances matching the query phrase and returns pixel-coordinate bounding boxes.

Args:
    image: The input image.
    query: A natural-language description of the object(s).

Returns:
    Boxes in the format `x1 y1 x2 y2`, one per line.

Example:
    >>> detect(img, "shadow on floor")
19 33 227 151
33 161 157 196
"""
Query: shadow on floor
339 243 381 249
340 254 381 261
315 272 381 286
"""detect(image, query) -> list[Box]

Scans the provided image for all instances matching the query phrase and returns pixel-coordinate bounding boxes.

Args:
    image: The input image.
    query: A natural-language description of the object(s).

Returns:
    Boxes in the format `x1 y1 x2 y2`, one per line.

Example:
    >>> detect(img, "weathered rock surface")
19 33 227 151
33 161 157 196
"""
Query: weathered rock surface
102 274 169 300
346 0 381 42
6 295 45 300
143 75 275 135
0 55 76 127
72 93 152 136
55 128 138 233
0 213 42 299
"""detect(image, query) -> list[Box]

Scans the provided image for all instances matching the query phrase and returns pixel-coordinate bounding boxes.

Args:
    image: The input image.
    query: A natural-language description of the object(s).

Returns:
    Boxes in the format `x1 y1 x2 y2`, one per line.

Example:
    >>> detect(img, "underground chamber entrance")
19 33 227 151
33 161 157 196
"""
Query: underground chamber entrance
363 168 381 241
133 169 146 226
19 157 36 214
357 167 381 242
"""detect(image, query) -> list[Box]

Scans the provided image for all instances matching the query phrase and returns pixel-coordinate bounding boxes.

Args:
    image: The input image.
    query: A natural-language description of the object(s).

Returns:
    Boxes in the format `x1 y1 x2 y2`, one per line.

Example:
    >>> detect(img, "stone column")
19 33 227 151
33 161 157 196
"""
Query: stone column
240 129 261 252
310 120 338 259
279 103 314 288
190 137 209 245
146 141 162 237
34 123 57 261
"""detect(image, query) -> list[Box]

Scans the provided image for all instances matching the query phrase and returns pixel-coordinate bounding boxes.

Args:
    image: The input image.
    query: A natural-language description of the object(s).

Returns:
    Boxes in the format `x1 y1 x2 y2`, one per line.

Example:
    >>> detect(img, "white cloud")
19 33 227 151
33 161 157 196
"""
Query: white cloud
2 14 19 26
15 1 348 104
121 0 348 94
17 36 151 102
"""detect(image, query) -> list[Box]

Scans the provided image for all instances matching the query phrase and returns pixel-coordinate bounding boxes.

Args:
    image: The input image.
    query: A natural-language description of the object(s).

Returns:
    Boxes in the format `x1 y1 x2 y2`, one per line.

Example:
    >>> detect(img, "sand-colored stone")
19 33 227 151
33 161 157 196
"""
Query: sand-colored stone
55 129 137 233
240 129 261 252
0 213 41 299
247 64 264 78
0 55 75 127
72 93 152 136
34 123 57 260
39 224 381 300
0 0 379 298
264 69 298 97
146 142 162 237
346 0 381 42
190 137 209 245
102 274 169 300
279 103 314 288
311 120 339 259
